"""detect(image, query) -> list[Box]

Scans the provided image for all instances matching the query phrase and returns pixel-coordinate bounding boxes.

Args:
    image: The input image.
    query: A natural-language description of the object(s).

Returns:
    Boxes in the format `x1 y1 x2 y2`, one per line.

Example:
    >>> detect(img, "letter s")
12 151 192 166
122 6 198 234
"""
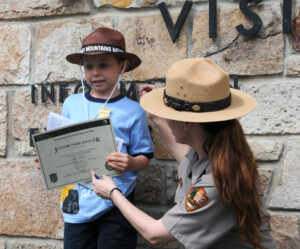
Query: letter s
236 0 262 37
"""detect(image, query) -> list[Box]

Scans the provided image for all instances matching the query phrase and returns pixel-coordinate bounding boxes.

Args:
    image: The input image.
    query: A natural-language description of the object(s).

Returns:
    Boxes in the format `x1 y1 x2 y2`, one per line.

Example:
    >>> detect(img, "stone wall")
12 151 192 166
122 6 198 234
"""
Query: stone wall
0 0 300 248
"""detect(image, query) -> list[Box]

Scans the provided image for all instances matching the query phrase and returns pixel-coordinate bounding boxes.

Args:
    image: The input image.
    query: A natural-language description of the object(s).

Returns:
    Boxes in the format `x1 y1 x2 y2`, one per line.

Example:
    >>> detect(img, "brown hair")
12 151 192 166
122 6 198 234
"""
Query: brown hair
202 119 263 249
113 54 126 64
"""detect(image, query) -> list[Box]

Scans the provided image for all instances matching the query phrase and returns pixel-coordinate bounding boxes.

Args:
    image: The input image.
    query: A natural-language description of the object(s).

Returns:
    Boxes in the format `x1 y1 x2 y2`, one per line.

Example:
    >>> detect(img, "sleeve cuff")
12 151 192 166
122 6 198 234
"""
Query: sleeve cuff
131 152 154 159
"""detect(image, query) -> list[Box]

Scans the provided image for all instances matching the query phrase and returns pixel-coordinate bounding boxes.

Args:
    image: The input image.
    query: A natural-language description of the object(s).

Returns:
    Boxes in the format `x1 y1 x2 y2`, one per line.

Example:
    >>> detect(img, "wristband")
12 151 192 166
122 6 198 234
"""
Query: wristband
109 187 123 201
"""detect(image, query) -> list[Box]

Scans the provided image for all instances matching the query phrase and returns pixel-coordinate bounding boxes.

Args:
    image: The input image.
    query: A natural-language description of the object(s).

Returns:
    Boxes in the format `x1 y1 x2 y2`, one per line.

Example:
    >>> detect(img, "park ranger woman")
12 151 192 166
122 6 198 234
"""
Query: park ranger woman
91 58 277 249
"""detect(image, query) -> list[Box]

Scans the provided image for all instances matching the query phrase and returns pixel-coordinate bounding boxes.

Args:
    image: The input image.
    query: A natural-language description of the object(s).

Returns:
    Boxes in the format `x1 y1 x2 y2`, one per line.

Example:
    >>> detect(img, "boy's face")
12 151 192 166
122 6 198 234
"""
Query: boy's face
82 54 126 98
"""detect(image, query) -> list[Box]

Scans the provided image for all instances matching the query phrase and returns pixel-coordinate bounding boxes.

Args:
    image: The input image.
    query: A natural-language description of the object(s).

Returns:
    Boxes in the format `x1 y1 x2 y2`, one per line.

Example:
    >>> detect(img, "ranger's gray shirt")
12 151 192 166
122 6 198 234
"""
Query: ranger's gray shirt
162 148 277 249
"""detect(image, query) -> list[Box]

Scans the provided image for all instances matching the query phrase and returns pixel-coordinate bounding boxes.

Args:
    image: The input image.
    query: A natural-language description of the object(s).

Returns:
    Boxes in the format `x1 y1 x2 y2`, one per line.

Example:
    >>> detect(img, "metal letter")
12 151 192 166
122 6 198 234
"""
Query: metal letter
59 83 69 103
74 82 91 94
209 0 217 38
283 0 292 33
158 1 193 42
236 0 262 37
31 85 36 104
120 82 139 102
29 128 39 147
41 84 55 103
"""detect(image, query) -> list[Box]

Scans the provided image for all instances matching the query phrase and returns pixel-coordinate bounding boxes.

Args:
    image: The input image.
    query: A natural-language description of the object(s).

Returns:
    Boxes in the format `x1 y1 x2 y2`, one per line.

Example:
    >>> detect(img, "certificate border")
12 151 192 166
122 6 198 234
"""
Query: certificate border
33 119 111 142
32 118 119 190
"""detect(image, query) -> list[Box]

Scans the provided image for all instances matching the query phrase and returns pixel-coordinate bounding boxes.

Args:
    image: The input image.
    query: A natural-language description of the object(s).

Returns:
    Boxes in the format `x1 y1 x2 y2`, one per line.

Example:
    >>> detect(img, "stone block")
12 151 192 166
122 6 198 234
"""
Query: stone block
270 216 300 249
136 164 162 203
269 141 300 209
119 14 187 81
7 241 63 249
247 139 283 161
192 4 283 75
34 17 113 83
0 0 90 19
148 119 174 160
0 25 31 85
258 168 272 197
164 164 179 203
0 161 63 238
0 91 7 156
287 55 300 76
240 82 300 134
12 90 63 156
0 241 5 249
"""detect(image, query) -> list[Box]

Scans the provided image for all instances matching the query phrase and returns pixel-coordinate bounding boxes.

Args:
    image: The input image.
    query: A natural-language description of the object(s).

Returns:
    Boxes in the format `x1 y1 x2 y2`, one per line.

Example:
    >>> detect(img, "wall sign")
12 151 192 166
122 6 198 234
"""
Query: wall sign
159 0 293 42
31 82 138 104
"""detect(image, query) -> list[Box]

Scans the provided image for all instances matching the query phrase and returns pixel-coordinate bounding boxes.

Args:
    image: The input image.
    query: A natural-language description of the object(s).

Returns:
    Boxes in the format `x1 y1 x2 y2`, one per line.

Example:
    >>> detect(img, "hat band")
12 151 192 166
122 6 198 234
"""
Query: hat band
81 44 125 53
163 90 231 112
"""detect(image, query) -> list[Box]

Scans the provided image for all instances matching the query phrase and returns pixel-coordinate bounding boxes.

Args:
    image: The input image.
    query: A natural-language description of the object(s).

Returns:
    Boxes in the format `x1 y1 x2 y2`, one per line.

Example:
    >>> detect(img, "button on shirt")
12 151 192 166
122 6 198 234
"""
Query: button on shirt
162 148 277 249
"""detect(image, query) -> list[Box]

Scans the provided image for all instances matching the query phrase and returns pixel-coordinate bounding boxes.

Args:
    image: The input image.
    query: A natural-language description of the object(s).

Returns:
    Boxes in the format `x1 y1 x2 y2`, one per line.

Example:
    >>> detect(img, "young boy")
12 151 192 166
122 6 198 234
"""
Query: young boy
61 27 154 249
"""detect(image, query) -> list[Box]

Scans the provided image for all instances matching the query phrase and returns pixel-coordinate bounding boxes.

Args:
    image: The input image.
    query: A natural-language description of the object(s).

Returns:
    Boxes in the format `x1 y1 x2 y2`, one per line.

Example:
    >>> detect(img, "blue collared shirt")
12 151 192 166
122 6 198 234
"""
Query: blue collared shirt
60 92 154 223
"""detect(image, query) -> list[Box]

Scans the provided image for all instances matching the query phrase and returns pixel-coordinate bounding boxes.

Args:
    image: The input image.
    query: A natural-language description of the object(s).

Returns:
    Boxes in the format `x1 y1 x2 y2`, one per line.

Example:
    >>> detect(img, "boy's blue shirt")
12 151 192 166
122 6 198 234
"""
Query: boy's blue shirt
60 91 154 223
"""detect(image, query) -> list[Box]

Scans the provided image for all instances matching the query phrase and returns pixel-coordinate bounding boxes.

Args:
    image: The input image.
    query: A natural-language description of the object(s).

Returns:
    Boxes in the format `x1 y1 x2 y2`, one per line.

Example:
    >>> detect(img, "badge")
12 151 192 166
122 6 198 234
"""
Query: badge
98 107 111 118
185 187 208 212
105 161 113 170
49 173 58 183
62 189 79 214
60 185 75 203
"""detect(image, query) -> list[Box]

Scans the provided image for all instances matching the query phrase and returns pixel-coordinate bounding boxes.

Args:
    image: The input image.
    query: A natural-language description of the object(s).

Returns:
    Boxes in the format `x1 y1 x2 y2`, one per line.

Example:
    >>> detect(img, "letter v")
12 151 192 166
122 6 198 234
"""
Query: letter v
158 1 193 43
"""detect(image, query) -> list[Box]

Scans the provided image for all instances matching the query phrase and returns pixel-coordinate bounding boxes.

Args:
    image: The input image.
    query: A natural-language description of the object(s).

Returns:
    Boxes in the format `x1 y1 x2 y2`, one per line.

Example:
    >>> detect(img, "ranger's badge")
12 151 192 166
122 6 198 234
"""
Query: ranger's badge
185 187 208 212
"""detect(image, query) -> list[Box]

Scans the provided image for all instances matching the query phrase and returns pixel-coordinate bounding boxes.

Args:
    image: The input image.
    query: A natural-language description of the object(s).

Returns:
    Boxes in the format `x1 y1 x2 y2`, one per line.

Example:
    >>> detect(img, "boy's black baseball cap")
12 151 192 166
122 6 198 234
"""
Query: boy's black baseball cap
66 27 141 72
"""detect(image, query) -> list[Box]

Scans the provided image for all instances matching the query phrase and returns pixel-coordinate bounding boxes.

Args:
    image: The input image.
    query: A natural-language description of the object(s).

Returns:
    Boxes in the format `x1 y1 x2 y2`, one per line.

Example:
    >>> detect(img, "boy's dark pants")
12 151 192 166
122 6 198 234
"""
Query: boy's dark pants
64 191 137 249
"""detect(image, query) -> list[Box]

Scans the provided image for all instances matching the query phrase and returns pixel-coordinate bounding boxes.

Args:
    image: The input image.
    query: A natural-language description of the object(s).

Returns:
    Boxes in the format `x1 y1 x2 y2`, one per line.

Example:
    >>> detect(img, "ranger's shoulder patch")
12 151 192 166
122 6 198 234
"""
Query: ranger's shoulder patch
185 187 208 212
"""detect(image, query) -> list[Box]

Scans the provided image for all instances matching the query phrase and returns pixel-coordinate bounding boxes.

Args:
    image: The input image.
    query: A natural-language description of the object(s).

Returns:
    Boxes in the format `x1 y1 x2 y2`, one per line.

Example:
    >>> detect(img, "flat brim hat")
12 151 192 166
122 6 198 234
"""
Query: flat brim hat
66 27 141 72
140 58 256 123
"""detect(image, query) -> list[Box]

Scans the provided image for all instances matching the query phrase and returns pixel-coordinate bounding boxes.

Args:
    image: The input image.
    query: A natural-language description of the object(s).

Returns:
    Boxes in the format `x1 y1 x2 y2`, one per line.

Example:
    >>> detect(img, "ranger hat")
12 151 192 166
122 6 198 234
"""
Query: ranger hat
66 27 141 72
140 58 256 122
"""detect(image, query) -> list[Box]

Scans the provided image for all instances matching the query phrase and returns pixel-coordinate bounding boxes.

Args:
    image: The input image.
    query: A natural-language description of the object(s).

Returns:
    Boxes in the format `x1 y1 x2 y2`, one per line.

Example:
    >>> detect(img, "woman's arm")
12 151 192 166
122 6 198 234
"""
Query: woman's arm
140 85 189 163
91 173 176 246
112 189 175 245
150 116 188 162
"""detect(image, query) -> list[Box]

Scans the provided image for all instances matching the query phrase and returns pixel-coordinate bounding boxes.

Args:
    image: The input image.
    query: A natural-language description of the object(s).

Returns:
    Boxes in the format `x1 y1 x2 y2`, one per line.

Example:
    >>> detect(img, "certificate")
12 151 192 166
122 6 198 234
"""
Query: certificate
32 118 122 190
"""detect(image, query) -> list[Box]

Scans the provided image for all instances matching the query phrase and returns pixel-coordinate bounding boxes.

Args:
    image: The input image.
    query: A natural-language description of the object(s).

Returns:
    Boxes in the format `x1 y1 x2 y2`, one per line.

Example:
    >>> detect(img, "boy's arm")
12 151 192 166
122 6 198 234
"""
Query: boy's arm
107 153 149 172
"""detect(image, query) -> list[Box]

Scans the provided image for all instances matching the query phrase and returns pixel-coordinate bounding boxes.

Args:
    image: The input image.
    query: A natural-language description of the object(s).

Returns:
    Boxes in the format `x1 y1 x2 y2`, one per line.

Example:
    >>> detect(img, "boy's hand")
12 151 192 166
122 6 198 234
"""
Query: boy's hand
139 84 164 125
139 84 155 97
139 84 161 122
33 148 41 169
91 170 116 199
34 158 41 169
107 152 134 172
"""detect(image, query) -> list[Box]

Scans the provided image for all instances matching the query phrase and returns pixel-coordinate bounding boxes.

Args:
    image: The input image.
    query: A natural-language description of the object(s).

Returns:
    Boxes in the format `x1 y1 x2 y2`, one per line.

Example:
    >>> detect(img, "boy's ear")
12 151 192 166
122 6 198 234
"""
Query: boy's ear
120 60 129 73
